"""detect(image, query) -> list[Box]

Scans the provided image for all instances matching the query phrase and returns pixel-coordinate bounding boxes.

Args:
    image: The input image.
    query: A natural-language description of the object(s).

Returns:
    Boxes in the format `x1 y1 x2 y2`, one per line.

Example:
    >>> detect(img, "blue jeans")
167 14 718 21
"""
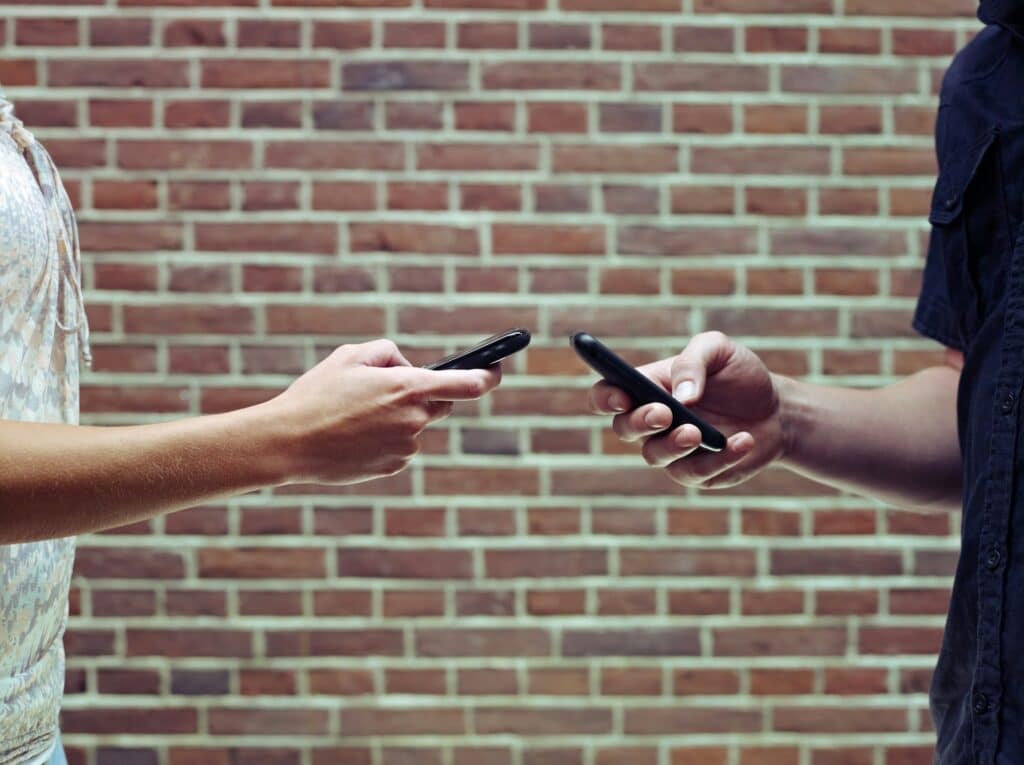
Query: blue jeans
47 736 66 765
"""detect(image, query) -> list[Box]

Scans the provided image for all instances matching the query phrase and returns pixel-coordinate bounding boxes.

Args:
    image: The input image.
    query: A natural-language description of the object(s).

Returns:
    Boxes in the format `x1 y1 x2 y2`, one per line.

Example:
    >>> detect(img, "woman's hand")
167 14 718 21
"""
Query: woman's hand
267 339 502 485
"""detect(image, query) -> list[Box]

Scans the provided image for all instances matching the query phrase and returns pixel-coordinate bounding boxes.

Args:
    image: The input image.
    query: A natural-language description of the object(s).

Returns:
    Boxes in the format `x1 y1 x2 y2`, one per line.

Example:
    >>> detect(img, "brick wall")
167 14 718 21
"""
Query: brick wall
2 0 978 762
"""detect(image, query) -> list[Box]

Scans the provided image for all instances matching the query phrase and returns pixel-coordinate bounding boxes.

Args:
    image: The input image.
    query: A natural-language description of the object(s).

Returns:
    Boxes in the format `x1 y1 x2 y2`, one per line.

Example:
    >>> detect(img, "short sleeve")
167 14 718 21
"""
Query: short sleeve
912 229 966 352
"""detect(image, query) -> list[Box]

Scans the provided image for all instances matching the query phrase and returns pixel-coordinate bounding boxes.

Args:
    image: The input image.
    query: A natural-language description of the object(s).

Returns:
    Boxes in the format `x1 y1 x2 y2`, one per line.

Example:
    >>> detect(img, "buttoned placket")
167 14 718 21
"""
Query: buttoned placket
972 220 1024 765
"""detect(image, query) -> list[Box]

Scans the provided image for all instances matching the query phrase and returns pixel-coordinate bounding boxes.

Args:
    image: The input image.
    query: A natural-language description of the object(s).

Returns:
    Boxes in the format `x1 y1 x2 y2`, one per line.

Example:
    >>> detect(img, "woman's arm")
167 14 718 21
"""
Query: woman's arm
0 339 500 544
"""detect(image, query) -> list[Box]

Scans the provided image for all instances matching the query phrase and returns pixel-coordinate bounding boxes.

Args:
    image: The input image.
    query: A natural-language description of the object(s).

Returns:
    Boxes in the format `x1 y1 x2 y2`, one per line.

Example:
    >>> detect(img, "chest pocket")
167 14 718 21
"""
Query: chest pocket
929 126 1011 345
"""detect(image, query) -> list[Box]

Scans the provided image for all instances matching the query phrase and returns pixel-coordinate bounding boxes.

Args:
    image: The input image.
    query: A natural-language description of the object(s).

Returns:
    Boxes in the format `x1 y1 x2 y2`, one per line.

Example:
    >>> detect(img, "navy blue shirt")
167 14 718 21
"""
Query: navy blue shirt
914 3 1024 763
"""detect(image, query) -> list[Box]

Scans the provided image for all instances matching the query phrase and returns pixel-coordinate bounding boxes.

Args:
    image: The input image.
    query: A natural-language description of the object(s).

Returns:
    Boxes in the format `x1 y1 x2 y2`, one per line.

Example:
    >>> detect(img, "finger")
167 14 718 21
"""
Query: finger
669 331 734 404
611 403 674 443
425 400 454 422
641 424 703 467
418 364 502 401
588 357 675 414
349 339 412 369
665 431 755 487
589 381 630 414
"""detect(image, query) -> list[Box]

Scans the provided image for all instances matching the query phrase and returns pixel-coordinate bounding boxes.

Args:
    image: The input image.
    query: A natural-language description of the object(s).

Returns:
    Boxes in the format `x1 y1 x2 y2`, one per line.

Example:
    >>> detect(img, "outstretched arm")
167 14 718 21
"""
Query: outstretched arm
591 332 962 512
0 340 500 544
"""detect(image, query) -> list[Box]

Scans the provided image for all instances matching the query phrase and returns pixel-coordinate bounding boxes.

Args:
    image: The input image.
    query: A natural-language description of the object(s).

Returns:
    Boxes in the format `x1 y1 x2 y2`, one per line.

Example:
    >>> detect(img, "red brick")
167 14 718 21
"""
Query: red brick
267 141 403 170
674 104 733 133
493 224 605 255
750 669 814 695
783 66 918 94
196 223 337 255
126 629 252 658
210 708 329 735
89 18 151 47
477 708 612 735
528 103 589 133
603 24 662 51
675 25 734 52
238 19 300 47
203 60 328 88
50 59 187 87
819 27 882 54
671 185 733 215
312 182 376 211
313 21 372 49
164 19 226 46
455 101 516 131
17 18 79 46
714 627 847 656
627 707 760 734
344 62 469 90
636 63 768 92
745 105 807 134
198 548 325 579
620 226 757 256
775 706 908 733
62 709 197 735
484 62 621 90
416 629 550 657
530 22 591 49
418 142 538 171
458 22 518 49
746 26 808 52
351 222 478 255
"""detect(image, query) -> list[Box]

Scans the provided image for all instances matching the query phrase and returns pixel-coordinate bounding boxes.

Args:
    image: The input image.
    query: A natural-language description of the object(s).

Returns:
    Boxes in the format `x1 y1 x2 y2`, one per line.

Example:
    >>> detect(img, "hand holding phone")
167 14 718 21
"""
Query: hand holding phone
426 328 532 371
571 332 727 453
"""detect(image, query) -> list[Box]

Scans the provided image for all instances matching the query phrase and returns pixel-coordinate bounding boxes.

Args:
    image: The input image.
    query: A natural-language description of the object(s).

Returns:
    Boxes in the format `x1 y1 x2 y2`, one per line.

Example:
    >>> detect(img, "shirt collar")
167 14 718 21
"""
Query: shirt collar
980 0 1024 34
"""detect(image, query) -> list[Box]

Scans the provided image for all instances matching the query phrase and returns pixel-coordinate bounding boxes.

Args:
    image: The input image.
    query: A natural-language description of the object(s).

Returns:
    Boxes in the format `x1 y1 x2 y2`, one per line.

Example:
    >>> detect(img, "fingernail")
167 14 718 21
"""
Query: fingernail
674 381 696 401
610 395 627 412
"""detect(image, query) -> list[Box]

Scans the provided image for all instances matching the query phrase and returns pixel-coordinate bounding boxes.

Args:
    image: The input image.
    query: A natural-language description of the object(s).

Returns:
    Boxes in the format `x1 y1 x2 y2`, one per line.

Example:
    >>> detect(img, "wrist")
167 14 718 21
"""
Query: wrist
771 373 801 468
237 398 299 487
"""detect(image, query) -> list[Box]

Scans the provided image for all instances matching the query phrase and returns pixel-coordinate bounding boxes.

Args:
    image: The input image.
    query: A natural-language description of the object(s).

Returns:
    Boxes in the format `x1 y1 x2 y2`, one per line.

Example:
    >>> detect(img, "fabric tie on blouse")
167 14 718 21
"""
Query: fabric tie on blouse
0 95 91 367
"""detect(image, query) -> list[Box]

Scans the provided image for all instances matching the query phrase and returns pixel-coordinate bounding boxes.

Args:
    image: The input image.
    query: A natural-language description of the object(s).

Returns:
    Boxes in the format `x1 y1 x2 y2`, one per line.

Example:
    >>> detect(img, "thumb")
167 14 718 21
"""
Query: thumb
669 331 734 404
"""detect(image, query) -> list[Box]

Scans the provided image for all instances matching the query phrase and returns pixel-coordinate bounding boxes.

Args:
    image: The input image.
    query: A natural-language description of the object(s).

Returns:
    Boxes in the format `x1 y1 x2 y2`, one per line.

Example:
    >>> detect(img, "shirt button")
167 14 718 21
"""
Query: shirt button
974 692 990 715
1002 393 1016 414
987 549 1002 570
945 194 959 210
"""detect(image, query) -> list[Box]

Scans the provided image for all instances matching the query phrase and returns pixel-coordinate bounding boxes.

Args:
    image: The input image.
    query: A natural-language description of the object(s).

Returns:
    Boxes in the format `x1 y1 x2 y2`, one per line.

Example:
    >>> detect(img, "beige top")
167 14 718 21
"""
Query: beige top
0 91 90 764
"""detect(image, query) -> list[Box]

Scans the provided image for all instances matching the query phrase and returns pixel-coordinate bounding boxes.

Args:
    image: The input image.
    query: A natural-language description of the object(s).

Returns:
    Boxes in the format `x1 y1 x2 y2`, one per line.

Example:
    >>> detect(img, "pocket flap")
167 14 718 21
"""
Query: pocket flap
929 129 997 225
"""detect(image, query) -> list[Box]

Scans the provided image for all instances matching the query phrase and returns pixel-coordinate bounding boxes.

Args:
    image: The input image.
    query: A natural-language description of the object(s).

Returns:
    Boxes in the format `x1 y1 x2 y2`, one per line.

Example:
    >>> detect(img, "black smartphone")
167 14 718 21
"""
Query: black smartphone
425 328 532 371
571 332 727 453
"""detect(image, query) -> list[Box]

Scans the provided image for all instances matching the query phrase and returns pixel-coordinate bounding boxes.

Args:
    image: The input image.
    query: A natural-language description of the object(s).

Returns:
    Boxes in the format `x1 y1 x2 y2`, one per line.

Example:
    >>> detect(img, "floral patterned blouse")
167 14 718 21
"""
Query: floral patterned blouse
0 89 90 764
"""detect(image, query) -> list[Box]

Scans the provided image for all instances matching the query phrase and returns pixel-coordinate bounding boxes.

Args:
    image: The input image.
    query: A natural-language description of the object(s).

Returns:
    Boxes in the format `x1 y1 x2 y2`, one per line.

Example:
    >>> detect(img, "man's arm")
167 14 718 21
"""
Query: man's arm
775 349 963 511
591 333 962 512
0 340 500 545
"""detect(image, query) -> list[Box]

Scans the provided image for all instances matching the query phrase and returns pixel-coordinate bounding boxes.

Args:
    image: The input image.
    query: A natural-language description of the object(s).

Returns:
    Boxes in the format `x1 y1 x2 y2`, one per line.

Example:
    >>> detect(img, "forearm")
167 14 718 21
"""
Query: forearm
0 402 288 544
776 365 962 511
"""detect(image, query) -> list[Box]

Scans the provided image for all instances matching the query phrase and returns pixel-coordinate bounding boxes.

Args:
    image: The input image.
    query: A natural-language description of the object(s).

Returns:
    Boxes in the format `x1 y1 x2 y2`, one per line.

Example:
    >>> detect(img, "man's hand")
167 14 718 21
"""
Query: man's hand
266 339 502 486
589 331 786 489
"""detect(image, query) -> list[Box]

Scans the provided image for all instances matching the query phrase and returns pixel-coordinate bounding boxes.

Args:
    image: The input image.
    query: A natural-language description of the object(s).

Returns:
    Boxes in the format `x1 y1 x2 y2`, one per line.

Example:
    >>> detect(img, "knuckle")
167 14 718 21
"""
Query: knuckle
406 409 430 433
641 441 661 467
666 462 700 487
611 414 631 440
